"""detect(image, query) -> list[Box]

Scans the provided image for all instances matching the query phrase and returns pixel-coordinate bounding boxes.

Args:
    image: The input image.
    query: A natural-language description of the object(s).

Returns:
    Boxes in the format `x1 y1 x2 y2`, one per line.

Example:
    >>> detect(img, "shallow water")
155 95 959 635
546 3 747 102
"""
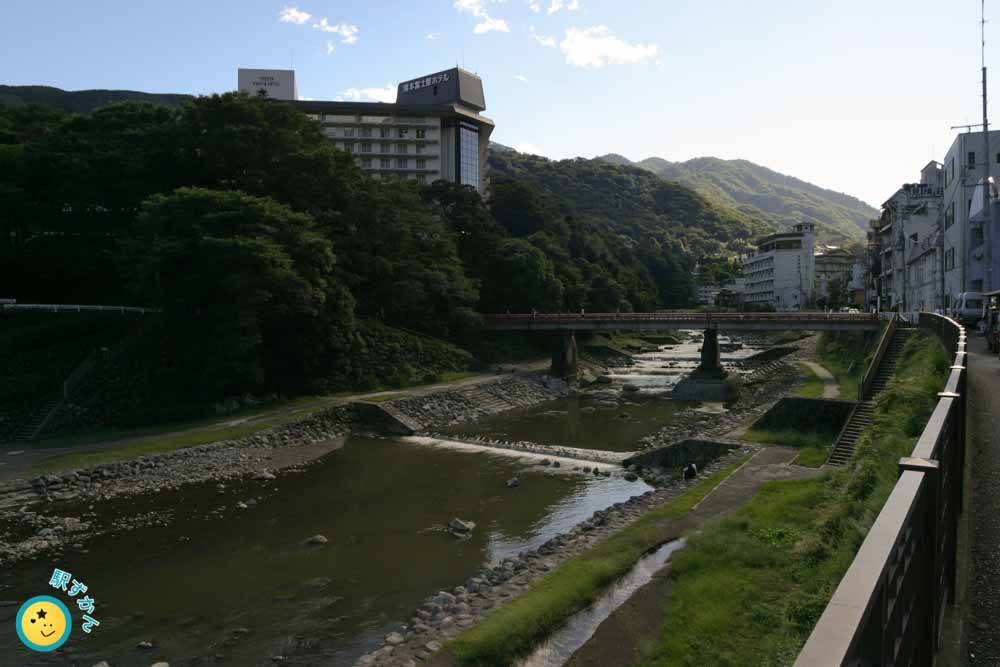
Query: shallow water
515 538 687 667
0 436 651 666
444 334 761 452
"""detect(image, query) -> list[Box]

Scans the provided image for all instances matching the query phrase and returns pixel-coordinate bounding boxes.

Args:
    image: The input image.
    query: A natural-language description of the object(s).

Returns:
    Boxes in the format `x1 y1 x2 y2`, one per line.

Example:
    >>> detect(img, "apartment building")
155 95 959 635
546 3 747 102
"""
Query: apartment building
941 130 1000 303
867 161 944 310
238 67 494 195
814 248 858 308
741 223 816 311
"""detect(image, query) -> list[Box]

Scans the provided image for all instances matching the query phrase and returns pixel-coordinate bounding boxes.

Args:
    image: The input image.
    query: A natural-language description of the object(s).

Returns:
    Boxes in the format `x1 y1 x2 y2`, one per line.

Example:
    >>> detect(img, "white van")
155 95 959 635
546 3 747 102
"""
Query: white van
951 292 984 325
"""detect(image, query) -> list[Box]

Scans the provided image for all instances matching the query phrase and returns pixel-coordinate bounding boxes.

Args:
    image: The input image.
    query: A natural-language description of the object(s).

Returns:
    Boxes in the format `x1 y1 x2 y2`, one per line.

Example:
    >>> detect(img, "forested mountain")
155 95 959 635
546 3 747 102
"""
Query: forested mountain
0 84 192 113
488 150 775 284
597 153 876 244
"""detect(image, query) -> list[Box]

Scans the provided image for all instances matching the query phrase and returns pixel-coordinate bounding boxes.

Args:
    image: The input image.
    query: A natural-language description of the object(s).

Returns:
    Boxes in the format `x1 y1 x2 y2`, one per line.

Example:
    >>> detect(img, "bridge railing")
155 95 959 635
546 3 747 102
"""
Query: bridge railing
795 312 966 667
1 303 157 315
483 311 889 325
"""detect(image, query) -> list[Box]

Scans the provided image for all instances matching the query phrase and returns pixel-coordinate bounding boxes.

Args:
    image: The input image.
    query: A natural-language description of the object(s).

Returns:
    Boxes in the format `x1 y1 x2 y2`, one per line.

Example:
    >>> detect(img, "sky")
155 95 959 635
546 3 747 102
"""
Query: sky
3 0 998 207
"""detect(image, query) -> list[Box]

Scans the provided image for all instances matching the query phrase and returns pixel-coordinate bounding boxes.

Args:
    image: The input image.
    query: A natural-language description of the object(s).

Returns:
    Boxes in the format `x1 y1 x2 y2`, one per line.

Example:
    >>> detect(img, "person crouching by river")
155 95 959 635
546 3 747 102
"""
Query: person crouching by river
683 462 698 480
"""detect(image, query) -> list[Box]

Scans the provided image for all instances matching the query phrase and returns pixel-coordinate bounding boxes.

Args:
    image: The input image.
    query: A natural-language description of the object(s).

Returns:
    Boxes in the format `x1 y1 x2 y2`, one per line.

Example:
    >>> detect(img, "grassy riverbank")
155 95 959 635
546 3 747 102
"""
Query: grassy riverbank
446 455 753 666
634 332 949 666
794 362 826 398
741 428 836 468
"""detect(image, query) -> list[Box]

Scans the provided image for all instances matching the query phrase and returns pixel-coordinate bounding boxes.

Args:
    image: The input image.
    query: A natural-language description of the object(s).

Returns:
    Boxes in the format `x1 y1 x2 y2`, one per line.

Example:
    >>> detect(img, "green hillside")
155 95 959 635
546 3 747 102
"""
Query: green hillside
600 154 875 244
489 150 776 261
0 85 192 114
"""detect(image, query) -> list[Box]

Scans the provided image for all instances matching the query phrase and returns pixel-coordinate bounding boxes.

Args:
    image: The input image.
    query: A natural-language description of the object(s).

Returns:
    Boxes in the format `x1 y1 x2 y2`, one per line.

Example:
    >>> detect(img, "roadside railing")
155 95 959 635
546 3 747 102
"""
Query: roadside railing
795 312 967 667
858 315 897 400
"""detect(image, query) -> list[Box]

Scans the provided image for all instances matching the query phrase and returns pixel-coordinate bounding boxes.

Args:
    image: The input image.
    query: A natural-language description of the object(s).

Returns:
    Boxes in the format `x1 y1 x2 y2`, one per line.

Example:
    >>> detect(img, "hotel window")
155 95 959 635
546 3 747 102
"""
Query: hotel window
345 143 356 153
343 128 356 138
397 128 409 138
360 128 372 138
416 129 427 139
416 144 426 154
396 158 408 169
416 158 426 169
945 202 955 228
458 122 480 189
380 142 391 153
945 248 955 271
380 158 391 168
380 128 392 138
361 143 372 153
396 143 408 154
968 151 977 168
362 158 373 168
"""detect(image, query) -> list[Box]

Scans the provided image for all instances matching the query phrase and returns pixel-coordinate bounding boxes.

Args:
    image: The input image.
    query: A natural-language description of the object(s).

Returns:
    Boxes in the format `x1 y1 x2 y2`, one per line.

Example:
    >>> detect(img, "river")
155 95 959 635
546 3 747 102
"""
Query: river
0 333 765 665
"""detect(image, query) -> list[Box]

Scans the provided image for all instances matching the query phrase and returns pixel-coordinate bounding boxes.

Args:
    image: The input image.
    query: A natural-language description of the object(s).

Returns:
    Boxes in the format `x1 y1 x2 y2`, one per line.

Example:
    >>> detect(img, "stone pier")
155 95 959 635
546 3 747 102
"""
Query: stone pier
550 331 578 378
672 328 740 401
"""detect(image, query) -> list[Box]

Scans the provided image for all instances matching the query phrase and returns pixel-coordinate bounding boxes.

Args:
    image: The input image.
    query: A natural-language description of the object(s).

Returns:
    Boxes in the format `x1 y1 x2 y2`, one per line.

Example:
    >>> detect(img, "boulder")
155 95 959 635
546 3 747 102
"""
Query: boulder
448 518 476 537
302 534 329 546
624 472 639 482
505 477 521 488
622 384 640 393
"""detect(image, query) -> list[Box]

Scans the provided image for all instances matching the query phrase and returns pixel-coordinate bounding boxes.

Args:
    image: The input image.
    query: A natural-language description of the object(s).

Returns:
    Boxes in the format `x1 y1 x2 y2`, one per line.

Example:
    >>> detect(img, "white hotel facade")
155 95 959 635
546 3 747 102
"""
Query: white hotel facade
741 223 817 311
238 67 494 195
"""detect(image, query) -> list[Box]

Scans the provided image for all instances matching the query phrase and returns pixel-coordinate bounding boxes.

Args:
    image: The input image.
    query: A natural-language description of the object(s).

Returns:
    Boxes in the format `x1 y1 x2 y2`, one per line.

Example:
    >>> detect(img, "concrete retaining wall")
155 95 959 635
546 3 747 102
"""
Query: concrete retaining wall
751 396 855 434
623 438 739 470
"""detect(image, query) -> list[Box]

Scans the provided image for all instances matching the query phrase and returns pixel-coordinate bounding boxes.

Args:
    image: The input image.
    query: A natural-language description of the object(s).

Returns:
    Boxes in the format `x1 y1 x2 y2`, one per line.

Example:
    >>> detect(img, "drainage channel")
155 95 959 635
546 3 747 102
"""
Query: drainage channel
515 538 688 667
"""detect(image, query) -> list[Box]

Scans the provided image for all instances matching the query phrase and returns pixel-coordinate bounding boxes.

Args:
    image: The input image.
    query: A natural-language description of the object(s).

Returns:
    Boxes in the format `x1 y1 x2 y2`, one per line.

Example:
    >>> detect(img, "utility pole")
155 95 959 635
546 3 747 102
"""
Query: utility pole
983 0 994 292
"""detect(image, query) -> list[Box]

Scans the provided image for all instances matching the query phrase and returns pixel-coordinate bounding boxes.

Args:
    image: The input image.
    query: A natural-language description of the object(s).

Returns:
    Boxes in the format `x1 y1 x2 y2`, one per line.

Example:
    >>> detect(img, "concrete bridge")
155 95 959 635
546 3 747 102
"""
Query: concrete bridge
483 311 890 381
483 312 887 333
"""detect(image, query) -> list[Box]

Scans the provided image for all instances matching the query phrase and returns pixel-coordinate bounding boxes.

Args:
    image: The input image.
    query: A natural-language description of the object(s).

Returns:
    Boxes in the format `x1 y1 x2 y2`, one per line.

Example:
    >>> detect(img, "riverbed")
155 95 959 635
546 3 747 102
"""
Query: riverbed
0 436 651 666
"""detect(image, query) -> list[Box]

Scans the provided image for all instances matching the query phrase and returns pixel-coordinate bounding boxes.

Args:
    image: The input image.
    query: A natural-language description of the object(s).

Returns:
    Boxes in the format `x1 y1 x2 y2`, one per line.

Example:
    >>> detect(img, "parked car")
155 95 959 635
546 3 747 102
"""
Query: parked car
951 292 985 326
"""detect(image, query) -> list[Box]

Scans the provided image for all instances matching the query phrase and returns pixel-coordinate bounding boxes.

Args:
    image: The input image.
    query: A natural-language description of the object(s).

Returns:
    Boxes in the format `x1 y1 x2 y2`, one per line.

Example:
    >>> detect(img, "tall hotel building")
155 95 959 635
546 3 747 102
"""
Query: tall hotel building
238 68 494 195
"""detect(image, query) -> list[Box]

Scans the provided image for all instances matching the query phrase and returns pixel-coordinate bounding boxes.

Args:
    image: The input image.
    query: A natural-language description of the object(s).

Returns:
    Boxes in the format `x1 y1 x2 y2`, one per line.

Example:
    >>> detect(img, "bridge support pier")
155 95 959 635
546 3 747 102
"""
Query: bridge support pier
694 328 726 380
672 328 739 402
550 332 578 378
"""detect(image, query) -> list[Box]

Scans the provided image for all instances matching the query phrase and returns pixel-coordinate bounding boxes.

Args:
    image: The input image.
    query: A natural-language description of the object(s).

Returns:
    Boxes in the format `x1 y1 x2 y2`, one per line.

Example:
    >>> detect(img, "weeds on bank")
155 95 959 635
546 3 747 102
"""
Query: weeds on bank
636 332 949 667
446 456 753 666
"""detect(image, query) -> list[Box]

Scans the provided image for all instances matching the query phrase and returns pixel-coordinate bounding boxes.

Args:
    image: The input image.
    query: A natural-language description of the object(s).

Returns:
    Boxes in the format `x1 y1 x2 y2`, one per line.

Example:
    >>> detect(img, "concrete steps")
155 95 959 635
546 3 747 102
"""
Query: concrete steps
827 327 914 466
11 397 63 442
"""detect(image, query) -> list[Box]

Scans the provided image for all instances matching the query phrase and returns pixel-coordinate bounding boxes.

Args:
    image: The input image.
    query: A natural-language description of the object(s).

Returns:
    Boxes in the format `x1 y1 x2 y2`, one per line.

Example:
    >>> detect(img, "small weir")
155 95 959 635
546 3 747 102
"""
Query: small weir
515 538 688 667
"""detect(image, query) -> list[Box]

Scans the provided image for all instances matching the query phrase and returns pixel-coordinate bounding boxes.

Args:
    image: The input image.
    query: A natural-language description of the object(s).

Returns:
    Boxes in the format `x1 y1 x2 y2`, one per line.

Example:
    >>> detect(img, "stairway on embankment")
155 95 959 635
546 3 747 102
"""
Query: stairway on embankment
11 397 63 443
826 326 915 467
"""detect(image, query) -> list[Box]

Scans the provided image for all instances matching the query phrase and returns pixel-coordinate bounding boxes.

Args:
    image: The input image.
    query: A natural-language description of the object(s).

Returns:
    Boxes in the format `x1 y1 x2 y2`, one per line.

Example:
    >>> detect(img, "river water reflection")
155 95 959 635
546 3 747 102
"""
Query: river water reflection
0 437 651 666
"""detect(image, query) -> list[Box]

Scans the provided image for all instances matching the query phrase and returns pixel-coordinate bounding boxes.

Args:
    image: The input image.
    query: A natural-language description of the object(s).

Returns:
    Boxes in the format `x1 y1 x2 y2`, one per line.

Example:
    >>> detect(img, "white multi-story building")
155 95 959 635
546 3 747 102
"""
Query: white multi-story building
238 67 494 195
941 130 1000 304
741 223 816 311
868 161 944 311
814 248 858 308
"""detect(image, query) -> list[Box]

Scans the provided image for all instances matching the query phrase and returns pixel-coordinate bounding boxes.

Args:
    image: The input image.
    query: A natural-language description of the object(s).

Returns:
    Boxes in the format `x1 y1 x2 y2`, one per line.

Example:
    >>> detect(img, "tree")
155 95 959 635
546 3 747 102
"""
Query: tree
120 187 353 398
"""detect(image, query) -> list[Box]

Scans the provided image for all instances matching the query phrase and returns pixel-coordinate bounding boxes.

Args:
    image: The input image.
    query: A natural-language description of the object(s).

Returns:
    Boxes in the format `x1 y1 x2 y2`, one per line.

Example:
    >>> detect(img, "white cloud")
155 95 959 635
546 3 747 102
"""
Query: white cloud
278 6 311 24
514 74 529 82
529 1 541 11
559 25 659 68
326 40 335 55
455 0 509 35
426 32 439 40
340 85 397 103
530 26 556 47
313 18 359 44
545 0 580 13
515 142 545 155
474 16 510 34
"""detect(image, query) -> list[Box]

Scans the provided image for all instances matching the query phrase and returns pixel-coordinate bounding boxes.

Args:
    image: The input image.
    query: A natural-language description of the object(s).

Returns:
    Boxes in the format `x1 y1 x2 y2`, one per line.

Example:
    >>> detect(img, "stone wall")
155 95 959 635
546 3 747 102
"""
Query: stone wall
623 438 739 470
751 396 855 434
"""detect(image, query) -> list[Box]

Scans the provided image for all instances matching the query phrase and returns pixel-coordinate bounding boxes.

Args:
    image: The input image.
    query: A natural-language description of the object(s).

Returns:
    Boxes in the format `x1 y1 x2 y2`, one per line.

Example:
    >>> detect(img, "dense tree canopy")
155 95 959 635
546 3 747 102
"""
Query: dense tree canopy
0 94 772 408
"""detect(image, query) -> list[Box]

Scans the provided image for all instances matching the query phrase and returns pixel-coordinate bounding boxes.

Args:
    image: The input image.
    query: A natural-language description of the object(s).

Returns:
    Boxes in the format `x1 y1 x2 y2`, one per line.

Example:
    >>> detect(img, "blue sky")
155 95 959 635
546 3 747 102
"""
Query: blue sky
2 1 996 207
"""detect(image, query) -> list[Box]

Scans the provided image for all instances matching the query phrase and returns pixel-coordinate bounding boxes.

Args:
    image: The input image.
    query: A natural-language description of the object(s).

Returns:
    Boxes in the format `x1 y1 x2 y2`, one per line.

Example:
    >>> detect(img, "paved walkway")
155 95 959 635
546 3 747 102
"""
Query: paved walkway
962 338 1000 665
800 360 840 398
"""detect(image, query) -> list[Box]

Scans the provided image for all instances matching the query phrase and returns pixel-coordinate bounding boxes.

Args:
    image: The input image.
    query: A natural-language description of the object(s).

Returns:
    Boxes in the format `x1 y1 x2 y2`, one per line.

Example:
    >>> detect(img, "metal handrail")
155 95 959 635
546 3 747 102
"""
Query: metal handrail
795 312 966 666
857 315 898 400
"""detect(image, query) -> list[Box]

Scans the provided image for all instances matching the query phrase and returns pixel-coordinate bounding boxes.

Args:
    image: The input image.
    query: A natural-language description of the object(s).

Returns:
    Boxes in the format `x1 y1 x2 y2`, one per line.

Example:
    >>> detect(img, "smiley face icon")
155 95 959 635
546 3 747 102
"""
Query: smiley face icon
15 596 72 652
